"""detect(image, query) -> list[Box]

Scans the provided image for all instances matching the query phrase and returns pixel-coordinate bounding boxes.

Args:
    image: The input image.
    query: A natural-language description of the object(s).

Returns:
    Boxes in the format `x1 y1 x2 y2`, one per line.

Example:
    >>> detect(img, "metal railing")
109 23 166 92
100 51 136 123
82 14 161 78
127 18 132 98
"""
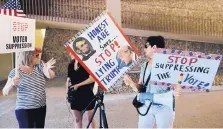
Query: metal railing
20 0 106 24
121 0 223 38
122 11 223 38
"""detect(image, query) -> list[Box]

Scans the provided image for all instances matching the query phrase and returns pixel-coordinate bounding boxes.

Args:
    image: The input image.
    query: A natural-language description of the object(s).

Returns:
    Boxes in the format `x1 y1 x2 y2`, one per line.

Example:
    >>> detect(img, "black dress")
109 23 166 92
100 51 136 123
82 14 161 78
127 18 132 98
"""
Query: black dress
67 60 96 111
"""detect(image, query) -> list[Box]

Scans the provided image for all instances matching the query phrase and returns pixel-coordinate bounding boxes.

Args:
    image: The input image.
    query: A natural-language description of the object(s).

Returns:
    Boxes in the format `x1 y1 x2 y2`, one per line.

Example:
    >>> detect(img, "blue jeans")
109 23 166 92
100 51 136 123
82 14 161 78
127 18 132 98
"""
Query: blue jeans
138 104 174 128
15 106 46 128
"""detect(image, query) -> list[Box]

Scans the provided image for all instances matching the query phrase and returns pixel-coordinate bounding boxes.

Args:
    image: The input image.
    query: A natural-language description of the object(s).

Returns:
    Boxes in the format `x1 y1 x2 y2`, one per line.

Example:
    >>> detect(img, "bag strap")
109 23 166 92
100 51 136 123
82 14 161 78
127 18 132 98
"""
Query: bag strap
136 101 152 116
143 62 149 84
173 94 175 111
136 62 153 116
145 72 151 88
143 62 151 87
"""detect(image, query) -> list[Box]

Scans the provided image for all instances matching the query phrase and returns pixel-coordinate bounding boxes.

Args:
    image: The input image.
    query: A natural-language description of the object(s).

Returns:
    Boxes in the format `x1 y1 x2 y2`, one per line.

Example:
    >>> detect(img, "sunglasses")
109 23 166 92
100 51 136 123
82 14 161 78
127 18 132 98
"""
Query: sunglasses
33 54 39 58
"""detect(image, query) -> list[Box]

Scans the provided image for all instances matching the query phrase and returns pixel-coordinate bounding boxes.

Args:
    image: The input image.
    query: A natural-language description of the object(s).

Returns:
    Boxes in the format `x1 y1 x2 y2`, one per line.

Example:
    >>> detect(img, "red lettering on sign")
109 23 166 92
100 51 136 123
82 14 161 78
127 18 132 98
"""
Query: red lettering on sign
95 41 120 66
168 56 174 63
13 22 28 32
189 58 198 65
168 56 198 65
181 58 187 64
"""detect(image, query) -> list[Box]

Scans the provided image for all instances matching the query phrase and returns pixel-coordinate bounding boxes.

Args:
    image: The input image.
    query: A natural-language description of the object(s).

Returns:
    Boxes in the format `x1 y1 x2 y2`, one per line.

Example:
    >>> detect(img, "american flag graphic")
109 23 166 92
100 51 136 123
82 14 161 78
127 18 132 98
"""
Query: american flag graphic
165 49 172 54
0 0 25 17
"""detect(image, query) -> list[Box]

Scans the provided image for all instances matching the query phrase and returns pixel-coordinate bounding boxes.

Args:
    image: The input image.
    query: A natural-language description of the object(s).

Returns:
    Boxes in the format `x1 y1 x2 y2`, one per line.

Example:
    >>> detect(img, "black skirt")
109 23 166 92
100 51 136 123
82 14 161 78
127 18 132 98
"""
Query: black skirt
70 85 96 111
67 60 96 111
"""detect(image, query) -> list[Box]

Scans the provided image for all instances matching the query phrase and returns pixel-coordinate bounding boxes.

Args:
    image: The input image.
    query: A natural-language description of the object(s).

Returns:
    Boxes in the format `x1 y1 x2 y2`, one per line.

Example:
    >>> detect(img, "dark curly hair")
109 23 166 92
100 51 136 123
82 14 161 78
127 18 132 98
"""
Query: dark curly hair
146 36 165 48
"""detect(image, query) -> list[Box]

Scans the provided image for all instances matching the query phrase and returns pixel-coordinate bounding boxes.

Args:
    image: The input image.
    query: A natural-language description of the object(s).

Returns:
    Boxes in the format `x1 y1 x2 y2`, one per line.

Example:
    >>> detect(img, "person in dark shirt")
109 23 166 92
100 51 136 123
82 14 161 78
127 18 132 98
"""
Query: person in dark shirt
66 53 96 128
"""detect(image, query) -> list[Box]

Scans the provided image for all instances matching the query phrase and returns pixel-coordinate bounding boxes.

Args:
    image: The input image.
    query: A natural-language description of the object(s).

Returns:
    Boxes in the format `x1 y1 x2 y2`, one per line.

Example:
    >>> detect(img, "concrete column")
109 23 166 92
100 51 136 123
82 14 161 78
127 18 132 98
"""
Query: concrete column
106 0 121 27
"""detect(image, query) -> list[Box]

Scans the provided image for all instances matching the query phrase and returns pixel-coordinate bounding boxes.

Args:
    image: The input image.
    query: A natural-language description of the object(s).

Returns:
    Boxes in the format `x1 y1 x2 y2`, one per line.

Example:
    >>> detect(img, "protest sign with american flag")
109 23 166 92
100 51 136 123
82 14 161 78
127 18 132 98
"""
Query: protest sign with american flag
0 0 25 17
0 0 35 54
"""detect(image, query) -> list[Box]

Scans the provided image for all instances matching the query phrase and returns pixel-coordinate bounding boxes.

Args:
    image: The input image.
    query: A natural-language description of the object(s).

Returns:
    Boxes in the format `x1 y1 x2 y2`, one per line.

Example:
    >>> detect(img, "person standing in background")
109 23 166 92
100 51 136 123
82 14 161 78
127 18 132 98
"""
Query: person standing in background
66 53 96 128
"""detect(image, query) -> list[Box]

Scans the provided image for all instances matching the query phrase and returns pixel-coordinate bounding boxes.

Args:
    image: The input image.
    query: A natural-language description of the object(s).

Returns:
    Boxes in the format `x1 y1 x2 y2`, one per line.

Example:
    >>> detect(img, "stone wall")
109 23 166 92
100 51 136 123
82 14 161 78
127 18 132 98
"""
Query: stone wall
121 0 223 37
41 29 79 76
42 28 223 93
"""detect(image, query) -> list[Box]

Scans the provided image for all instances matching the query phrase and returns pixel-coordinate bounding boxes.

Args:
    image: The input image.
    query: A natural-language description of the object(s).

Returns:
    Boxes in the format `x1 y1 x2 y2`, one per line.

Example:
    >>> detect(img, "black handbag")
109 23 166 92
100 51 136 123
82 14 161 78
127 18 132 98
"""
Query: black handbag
132 96 144 108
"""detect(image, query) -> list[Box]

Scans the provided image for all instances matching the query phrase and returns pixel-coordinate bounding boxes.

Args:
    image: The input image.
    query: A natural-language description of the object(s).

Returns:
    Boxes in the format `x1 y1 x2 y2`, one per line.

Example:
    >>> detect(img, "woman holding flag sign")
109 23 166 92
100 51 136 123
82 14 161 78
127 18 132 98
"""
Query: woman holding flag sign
2 49 56 128
124 36 182 128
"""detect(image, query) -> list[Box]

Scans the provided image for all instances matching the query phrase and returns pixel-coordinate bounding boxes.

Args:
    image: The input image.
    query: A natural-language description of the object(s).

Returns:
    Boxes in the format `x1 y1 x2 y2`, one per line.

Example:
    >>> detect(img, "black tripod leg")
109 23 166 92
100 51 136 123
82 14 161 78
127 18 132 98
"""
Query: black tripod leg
99 107 103 128
86 104 99 128
100 104 108 128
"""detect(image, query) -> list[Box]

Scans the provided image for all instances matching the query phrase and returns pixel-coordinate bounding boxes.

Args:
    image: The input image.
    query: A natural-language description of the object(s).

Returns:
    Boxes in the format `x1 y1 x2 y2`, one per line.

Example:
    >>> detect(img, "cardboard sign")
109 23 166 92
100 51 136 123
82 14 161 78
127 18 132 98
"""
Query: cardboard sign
0 14 35 53
150 48 222 92
64 10 140 91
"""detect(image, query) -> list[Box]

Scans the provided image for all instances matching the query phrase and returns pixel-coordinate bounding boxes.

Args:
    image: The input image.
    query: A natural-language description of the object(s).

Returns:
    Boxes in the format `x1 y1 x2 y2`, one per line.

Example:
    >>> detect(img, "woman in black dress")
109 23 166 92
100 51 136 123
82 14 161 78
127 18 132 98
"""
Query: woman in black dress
66 54 96 128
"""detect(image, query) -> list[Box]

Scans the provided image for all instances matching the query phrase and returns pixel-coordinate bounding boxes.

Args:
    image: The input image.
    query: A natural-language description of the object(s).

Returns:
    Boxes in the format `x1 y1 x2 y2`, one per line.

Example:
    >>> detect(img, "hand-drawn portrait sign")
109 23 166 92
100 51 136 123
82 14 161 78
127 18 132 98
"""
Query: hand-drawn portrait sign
64 10 140 91
150 48 222 92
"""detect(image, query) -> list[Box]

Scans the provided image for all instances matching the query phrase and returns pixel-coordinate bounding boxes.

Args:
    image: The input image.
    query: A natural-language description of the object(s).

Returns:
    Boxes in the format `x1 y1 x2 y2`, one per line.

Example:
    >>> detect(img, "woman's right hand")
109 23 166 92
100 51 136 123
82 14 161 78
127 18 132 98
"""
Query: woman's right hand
2 77 18 96
123 74 133 86
123 74 138 92
13 77 20 86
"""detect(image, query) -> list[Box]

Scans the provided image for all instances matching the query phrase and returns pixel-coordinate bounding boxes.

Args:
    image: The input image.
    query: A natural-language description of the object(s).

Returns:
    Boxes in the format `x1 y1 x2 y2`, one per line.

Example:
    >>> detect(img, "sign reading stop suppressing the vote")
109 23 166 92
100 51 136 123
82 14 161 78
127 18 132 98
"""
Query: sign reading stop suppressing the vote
150 48 222 92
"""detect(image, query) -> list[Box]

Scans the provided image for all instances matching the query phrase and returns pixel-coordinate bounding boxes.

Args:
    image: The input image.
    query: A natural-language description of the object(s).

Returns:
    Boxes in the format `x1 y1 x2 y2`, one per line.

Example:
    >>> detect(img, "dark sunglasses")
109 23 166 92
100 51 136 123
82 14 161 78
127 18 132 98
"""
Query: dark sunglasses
34 54 39 58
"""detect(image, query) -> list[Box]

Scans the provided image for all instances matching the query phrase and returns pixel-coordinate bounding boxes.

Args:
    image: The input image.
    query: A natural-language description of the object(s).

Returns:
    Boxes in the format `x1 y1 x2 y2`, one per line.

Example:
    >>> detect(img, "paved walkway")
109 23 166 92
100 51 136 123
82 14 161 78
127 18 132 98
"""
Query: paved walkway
0 77 223 128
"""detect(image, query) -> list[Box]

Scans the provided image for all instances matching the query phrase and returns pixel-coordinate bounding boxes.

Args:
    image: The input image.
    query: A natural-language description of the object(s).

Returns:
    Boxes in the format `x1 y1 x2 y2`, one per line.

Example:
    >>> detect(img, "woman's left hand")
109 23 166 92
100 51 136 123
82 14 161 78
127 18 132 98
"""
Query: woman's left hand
42 58 56 79
71 84 80 90
43 58 56 70
173 90 182 97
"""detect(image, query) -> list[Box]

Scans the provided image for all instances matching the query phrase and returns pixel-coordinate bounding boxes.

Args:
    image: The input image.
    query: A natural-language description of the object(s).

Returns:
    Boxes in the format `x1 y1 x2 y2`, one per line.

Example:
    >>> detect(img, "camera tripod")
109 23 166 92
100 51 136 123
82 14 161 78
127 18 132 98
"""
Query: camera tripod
82 87 108 128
